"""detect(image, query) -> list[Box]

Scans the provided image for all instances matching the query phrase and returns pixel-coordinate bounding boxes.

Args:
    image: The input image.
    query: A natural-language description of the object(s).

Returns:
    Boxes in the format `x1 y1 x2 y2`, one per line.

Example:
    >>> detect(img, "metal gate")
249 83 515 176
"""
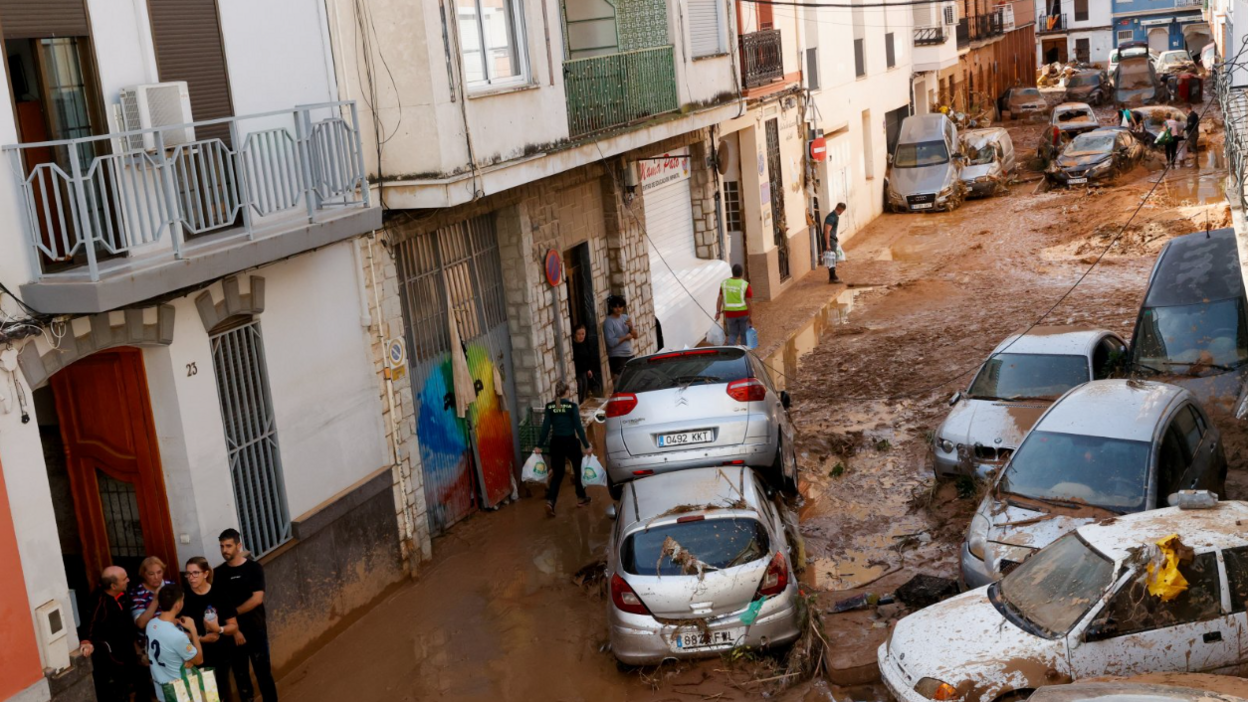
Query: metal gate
395 216 518 535
765 118 789 281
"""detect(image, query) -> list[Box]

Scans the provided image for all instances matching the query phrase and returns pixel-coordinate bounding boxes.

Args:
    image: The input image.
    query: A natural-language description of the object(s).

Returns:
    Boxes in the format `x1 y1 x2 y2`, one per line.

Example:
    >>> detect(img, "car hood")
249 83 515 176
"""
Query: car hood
885 588 1065 702
1055 121 1099 135
984 499 1099 555
1057 153 1112 169
961 163 1001 181
939 399 1048 450
890 163 952 195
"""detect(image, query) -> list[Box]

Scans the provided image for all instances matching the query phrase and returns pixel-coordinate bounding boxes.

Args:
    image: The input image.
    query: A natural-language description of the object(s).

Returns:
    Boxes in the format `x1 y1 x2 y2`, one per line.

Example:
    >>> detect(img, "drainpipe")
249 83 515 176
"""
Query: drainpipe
711 125 727 261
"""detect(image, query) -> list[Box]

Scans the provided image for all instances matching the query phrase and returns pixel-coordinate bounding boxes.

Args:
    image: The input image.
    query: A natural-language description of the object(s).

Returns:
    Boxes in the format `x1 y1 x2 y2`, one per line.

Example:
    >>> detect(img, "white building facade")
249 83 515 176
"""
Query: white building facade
1037 0 1116 66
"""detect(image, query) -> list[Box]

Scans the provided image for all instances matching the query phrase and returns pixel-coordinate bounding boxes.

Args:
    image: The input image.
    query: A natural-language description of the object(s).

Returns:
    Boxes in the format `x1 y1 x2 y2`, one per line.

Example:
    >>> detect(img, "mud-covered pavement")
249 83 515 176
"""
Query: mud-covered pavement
279 103 1238 702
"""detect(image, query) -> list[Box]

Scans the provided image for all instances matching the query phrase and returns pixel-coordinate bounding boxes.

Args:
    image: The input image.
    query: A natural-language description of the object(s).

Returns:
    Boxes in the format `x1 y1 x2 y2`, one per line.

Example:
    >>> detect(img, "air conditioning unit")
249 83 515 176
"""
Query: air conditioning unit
944 3 956 25
35 600 70 672
116 81 195 153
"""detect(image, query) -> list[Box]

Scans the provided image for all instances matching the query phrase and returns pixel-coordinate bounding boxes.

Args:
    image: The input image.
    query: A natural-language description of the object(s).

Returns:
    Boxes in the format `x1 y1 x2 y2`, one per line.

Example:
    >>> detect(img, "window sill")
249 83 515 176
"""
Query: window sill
693 52 730 62
466 81 541 100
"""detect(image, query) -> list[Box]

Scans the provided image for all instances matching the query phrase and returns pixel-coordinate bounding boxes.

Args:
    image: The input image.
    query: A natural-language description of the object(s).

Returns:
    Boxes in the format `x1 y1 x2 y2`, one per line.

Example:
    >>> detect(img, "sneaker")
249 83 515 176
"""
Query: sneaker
545 502 556 518
577 496 592 508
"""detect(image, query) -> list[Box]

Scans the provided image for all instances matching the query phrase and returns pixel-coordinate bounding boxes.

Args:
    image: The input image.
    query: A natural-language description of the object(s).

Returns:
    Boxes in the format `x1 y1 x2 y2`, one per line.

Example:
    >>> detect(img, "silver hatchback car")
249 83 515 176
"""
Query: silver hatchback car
604 347 798 498
607 466 801 665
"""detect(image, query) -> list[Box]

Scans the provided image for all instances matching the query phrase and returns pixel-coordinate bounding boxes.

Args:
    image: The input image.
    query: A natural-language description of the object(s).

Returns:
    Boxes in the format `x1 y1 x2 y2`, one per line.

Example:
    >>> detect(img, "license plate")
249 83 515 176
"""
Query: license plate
910 202 934 210
674 628 742 650
1068 177 1088 185
658 430 714 447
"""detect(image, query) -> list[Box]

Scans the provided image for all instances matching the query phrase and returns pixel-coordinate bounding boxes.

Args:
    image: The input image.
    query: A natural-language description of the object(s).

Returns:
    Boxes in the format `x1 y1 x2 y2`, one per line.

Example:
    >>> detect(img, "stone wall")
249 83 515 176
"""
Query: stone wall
689 139 721 261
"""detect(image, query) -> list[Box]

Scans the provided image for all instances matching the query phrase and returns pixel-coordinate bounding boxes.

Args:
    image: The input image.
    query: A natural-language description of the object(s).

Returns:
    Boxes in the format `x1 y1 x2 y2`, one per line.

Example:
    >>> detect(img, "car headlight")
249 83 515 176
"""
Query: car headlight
915 678 962 701
937 437 955 453
967 513 989 561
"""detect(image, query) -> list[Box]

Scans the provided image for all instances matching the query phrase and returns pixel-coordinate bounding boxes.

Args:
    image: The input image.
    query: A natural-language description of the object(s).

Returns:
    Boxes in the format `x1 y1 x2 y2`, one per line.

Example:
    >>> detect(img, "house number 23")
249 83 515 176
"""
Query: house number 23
186 362 198 377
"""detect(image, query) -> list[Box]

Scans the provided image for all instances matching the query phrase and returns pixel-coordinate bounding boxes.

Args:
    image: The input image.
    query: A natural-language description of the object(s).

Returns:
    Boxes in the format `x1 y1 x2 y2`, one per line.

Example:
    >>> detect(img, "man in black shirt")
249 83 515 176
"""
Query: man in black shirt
219 529 278 701
822 203 847 284
80 565 142 702
571 324 599 402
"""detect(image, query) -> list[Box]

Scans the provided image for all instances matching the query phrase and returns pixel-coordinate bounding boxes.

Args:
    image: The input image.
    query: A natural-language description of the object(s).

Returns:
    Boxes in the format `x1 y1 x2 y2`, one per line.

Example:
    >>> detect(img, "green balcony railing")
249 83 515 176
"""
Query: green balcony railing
563 46 679 139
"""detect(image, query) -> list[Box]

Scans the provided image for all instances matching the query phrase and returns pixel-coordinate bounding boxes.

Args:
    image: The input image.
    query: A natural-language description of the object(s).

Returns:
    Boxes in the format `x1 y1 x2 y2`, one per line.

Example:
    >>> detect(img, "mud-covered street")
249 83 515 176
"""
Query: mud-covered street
278 105 1238 702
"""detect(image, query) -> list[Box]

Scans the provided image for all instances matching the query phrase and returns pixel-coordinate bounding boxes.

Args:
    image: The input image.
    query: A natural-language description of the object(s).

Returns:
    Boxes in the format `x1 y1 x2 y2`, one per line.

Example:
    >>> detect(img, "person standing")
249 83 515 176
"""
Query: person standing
571 324 599 402
182 556 241 697
1182 107 1200 166
1163 116 1184 167
146 584 204 702
822 203 847 284
81 566 142 702
131 556 176 632
218 529 278 702
603 295 636 380
534 380 593 517
715 264 753 346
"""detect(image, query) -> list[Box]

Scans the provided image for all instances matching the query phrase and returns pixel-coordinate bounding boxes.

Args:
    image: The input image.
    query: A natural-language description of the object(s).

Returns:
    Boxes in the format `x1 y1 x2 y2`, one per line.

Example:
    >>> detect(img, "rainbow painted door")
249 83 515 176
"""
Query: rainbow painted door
394 217 519 535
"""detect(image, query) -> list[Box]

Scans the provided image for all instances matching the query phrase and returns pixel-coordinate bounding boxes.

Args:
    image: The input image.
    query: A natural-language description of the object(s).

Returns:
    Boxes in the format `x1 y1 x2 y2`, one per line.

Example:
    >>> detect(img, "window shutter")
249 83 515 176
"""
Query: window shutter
944 5 956 25
806 47 820 90
0 0 89 39
688 0 722 58
147 0 234 144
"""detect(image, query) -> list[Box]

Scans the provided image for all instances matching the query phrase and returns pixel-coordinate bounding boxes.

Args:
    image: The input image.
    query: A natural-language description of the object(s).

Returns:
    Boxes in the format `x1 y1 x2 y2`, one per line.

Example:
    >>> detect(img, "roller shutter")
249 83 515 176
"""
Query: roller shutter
0 0 89 39
147 0 233 143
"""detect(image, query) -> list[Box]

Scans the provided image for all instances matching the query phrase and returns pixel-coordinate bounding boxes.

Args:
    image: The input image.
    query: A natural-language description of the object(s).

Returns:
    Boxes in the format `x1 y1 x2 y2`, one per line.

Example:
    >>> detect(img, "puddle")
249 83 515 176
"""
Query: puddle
762 287 869 391
807 554 891 591
1160 172 1227 205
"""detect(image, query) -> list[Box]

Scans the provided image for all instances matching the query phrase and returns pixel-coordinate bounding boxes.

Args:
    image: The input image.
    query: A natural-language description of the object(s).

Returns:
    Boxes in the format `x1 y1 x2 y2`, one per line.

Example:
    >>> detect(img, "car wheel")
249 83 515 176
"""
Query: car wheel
773 438 800 497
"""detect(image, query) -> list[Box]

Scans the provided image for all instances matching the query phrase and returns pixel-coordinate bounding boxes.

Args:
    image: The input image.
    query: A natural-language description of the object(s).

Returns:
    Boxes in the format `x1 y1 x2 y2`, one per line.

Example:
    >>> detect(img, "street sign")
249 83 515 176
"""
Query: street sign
544 249 563 287
386 338 406 368
809 136 827 162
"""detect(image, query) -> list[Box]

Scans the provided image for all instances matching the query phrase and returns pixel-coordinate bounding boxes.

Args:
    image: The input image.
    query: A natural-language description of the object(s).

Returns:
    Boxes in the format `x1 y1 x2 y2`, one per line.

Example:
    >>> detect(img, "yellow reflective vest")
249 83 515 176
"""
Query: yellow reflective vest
721 278 749 312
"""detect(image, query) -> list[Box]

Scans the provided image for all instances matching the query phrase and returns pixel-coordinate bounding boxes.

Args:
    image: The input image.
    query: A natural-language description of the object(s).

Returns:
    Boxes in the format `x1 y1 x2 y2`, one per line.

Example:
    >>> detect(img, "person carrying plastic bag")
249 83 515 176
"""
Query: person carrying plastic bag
534 380 594 517
823 202 847 284
715 264 753 346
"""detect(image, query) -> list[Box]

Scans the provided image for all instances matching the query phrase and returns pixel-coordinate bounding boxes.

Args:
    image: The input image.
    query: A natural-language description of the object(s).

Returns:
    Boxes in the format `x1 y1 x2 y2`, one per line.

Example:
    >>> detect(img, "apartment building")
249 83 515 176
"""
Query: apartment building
1113 0 1211 55
956 0 1038 112
1036 0 1116 66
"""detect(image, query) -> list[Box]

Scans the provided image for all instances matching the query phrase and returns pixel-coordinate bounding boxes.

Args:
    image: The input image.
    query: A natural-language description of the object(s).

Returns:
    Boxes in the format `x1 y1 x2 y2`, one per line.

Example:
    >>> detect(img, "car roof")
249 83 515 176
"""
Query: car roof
619 467 763 531
992 326 1112 356
1035 379 1187 441
898 114 950 142
961 127 1010 146
1078 501 1248 562
1144 228 1244 306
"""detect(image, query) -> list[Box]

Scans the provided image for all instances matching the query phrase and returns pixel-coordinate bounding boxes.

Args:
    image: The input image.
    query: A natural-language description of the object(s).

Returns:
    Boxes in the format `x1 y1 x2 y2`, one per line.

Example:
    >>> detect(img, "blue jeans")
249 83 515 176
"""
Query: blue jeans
725 316 750 346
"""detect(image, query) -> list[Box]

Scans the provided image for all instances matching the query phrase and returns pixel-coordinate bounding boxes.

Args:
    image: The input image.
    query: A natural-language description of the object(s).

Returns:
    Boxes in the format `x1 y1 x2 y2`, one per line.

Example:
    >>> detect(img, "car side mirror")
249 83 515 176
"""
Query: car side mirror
780 391 792 409
1085 620 1117 642
949 391 962 406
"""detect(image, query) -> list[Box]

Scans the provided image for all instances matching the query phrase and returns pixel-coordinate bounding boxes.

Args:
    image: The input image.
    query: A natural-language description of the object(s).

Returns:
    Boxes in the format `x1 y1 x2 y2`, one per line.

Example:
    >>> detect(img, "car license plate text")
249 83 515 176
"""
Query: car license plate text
910 203 934 210
658 430 713 447
1068 177 1088 185
674 629 741 650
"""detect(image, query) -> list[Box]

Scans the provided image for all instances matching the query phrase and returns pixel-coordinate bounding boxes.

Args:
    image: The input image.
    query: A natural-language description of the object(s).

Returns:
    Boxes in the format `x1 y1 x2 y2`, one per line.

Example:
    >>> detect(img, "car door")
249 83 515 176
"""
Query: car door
1069 552 1237 677
1155 419 1192 507
1172 403 1218 491
1219 546 1248 672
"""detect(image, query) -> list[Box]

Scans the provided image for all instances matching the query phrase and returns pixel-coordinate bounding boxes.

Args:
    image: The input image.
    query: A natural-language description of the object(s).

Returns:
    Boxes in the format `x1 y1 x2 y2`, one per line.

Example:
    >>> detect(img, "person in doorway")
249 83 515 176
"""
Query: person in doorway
1181 107 1200 166
603 295 636 380
218 529 278 702
182 556 241 697
534 380 593 517
1164 115 1184 167
146 584 204 702
823 203 847 284
81 565 143 702
715 264 753 346
571 324 599 402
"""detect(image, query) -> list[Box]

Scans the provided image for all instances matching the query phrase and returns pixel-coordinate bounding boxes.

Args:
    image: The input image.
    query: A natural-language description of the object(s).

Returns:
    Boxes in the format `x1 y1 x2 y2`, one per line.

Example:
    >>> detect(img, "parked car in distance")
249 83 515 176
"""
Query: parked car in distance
1155 49 1195 75
1131 105 1187 146
1064 70 1109 106
886 113 967 213
604 347 798 499
960 379 1226 590
1047 127 1144 186
958 128 1015 198
934 326 1126 480
1129 228 1248 415
1114 51 1160 105
1030 681 1247 702
883 500 1248 702
1000 86 1047 119
606 466 801 665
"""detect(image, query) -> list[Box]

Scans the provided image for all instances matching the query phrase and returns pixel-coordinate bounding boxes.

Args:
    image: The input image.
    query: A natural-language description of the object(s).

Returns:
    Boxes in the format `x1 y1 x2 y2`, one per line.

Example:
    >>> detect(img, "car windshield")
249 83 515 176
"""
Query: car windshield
1068 74 1099 87
1015 88 1041 99
1066 133 1115 156
621 517 770 576
967 353 1089 400
1133 298 1248 372
894 140 949 168
1000 430 1152 512
997 533 1114 637
617 349 751 393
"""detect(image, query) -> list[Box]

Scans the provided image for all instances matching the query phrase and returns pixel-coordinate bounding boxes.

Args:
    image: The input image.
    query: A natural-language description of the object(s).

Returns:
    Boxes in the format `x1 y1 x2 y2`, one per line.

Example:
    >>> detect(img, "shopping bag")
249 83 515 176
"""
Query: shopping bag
521 451 550 484
581 454 608 488
745 327 759 349
160 679 193 702
706 322 726 346
836 244 847 263
822 250 836 269
1156 127 1174 146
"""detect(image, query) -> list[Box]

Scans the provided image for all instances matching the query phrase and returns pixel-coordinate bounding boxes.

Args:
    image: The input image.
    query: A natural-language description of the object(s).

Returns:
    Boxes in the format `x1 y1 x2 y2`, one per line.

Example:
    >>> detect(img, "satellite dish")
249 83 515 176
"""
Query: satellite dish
716 137 737 177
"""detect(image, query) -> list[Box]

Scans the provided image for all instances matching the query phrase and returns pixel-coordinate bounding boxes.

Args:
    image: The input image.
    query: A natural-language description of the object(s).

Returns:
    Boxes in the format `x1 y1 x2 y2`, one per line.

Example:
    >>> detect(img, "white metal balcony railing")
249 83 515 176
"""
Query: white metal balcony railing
1218 68 1248 211
2 101 369 282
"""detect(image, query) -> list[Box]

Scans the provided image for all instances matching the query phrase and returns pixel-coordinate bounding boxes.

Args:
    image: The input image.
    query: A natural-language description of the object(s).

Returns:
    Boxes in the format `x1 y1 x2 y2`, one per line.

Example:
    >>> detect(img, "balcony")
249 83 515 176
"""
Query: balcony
1037 13 1067 34
739 29 785 89
563 47 679 140
973 11 1005 40
4 101 378 313
957 18 970 47
913 26 947 46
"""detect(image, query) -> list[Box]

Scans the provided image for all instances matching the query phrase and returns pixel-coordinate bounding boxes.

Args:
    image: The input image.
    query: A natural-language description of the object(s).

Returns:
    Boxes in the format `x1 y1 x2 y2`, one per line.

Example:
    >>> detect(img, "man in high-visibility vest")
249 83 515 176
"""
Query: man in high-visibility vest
716 264 753 346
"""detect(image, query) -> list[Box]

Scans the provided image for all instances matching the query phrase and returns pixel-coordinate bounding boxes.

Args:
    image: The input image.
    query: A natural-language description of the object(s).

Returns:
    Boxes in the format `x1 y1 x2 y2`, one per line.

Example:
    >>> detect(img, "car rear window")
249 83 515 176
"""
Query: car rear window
621 517 770 576
617 349 751 393
968 353 1090 401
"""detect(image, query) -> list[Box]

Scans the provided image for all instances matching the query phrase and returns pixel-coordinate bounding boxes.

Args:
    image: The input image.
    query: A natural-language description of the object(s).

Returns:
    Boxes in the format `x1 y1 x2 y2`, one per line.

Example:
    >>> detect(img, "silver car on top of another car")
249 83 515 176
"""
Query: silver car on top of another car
933 326 1127 480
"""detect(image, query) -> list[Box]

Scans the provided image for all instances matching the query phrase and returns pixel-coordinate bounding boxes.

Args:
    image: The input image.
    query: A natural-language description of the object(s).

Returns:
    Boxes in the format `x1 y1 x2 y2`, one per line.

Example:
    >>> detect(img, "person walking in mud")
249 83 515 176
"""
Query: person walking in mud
534 380 593 517
1181 107 1200 167
715 264 752 346
822 202 847 284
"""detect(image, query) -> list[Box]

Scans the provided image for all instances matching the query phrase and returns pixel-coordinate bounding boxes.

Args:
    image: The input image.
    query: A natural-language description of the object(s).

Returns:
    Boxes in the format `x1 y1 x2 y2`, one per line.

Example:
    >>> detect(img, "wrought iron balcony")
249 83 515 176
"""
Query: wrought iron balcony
739 29 785 89
914 26 947 46
956 18 970 47
1037 13 1067 34
563 47 679 139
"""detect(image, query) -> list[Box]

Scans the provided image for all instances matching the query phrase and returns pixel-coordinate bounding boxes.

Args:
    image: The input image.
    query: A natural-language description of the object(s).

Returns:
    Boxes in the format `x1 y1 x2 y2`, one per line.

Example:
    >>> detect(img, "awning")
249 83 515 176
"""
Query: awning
650 254 731 351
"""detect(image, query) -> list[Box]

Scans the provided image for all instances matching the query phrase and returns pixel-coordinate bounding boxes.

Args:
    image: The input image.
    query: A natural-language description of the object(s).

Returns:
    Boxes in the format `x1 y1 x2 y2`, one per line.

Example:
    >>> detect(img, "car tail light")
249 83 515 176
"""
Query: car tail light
631 469 654 476
611 573 651 615
757 552 789 596
726 378 766 403
605 393 638 417
649 349 719 362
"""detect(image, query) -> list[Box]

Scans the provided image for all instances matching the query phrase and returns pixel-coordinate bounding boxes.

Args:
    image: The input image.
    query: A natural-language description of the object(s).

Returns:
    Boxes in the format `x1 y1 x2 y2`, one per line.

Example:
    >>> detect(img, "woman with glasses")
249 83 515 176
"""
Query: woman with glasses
181 556 240 693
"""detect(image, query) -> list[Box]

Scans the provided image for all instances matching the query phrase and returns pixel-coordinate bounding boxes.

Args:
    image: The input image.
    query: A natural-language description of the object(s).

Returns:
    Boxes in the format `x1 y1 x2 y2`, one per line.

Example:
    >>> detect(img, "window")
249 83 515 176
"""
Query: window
723 181 743 231
457 0 526 87
806 47 821 90
1174 405 1205 458
1224 546 1248 613
1074 0 1088 22
1118 30 1135 44
210 320 291 557
688 0 725 57
1157 425 1191 500
1089 553 1222 640
1075 37 1090 63
854 38 866 77
886 32 896 68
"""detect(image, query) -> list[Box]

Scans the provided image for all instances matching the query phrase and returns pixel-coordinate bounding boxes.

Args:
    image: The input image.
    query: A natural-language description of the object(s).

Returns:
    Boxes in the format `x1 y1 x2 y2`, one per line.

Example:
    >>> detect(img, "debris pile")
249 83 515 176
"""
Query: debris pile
1037 61 1100 87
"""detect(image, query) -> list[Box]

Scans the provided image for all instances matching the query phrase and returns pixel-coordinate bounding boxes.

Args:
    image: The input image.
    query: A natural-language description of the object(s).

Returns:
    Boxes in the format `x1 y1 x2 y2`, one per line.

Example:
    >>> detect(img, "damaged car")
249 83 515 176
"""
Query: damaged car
1113 51 1161 105
606 466 801 665
960 379 1226 590
1131 105 1187 147
1155 50 1195 76
1029 680 1248 702
999 86 1048 119
886 113 967 213
958 128 1016 198
882 499 1248 702
1038 102 1102 161
1064 70 1110 106
1047 128 1144 187
934 326 1126 480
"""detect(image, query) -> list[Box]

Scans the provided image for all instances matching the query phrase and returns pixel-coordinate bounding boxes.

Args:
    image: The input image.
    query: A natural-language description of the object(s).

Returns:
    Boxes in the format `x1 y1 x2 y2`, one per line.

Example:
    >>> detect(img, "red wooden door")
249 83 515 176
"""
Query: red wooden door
51 349 174 587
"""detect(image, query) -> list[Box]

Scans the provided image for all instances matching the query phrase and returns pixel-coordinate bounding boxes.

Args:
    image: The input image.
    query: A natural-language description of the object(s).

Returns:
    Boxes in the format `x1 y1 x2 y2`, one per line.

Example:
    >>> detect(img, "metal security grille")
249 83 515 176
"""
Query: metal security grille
723 181 743 232
210 321 291 557
765 118 789 281
97 471 145 559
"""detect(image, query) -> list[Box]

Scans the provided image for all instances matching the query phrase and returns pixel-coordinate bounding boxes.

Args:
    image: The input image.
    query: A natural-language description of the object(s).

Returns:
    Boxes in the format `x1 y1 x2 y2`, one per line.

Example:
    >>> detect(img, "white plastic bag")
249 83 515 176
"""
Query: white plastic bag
581 454 608 488
706 322 726 346
822 250 836 269
521 451 550 484
836 244 847 262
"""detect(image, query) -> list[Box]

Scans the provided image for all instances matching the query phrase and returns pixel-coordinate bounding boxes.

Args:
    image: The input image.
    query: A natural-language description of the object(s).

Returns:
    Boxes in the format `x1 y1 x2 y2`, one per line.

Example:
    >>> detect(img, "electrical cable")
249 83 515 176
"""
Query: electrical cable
742 0 975 8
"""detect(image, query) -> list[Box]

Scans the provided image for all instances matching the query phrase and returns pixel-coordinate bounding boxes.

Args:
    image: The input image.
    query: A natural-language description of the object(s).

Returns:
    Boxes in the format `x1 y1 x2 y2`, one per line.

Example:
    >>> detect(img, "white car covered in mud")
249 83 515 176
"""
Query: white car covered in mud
880 500 1248 702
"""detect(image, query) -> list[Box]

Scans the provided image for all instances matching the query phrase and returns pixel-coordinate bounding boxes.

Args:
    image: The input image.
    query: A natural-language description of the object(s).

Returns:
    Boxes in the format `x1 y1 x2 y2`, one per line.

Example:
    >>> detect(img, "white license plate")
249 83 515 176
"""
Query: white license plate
910 202 934 210
658 430 714 447
1068 177 1088 185
674 628 742 650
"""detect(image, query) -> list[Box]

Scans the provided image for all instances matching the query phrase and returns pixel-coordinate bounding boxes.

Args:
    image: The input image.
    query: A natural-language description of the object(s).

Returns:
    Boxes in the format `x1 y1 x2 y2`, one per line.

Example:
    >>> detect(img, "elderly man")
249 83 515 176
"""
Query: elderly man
80 565 142 702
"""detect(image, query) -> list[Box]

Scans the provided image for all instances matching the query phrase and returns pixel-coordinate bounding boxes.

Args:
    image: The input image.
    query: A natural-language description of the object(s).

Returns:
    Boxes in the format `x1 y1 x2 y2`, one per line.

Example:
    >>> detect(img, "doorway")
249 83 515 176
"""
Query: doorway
34 349 175 598
564 242 603 401
1042 38 1067 65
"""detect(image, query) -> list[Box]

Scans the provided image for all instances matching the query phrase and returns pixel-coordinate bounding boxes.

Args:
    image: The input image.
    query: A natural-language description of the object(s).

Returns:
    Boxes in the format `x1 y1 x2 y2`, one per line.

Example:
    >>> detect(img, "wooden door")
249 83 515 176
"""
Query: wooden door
51 349 174 587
